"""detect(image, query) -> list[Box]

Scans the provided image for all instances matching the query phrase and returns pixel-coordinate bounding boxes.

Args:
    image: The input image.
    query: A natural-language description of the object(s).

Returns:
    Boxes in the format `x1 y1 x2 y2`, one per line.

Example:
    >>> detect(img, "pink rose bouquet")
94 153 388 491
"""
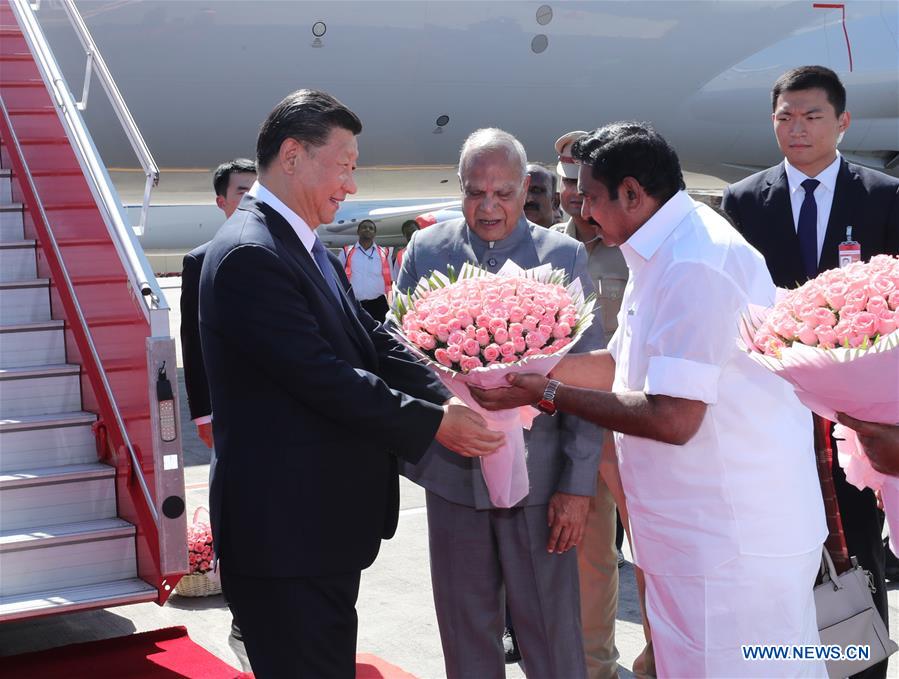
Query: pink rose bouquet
187 510 215 575
389 260 595 507
741 255 899 551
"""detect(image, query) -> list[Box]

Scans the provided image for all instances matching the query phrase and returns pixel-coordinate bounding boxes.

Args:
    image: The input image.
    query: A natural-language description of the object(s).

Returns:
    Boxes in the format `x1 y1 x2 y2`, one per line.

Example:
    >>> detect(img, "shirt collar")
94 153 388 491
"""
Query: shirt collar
248 180 318 253
784 153 841 195
620 190 696 270
467 216 531 255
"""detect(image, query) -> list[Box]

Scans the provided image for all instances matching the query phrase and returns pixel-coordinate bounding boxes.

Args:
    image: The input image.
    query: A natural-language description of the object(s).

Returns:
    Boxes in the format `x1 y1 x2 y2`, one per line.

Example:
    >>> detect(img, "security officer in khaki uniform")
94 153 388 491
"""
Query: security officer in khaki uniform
553 131 655 679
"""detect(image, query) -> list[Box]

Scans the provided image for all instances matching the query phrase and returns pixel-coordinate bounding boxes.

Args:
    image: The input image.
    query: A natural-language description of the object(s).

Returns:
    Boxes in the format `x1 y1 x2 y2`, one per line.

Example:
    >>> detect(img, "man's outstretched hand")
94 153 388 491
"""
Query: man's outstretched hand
469 373 548 411
836 412 899 477
436 400 505 457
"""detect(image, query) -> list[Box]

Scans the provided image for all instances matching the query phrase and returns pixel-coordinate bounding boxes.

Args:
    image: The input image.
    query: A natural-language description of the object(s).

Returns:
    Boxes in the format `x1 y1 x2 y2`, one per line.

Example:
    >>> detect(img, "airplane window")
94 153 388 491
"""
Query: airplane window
312 21 327 37
436 115 450 127
531 34 548 54
536 5 553 26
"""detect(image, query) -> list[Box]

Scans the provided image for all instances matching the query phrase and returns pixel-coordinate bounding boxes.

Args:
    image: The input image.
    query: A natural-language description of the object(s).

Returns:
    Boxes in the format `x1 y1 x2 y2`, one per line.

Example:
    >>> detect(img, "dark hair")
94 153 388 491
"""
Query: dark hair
256 89 362 170
771 65 846 116
570 122 684 202
357 219 376 232
401 219 419 233
212 158 256 197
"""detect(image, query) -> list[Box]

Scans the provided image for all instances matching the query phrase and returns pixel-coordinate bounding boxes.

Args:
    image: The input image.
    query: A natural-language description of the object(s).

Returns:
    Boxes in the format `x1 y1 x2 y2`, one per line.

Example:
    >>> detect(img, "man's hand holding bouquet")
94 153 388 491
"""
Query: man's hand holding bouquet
388 260 595 507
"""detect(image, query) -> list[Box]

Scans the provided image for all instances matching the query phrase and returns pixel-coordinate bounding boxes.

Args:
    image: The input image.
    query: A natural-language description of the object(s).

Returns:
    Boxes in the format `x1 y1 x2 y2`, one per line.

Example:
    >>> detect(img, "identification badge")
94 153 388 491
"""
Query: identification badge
838 226 861 268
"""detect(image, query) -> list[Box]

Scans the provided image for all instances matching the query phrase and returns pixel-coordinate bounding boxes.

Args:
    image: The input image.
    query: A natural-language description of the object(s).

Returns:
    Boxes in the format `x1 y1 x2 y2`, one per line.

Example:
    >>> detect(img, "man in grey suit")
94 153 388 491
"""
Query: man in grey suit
396 128 604 679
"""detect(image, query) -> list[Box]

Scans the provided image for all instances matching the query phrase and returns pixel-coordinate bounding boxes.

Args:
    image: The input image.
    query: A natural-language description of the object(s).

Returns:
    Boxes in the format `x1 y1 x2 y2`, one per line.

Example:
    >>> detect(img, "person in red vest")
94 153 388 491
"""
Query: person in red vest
392 219 419 280
339 219 393 321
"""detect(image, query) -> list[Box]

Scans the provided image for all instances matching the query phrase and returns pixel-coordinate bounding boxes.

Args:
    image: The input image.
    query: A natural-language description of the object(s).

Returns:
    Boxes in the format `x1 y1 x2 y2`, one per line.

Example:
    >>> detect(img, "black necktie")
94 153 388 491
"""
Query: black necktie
797 178 820 279
310 238 343 305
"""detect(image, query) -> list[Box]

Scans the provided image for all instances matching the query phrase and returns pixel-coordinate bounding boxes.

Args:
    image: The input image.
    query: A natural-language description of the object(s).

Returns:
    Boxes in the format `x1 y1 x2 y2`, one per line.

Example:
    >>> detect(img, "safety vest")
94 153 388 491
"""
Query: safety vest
343 244 392 292
394 246 407 271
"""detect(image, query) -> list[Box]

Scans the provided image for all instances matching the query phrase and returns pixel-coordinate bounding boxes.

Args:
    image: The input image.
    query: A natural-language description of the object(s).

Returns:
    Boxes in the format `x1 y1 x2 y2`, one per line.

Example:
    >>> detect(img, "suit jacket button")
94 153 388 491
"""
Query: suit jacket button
487 257 497 268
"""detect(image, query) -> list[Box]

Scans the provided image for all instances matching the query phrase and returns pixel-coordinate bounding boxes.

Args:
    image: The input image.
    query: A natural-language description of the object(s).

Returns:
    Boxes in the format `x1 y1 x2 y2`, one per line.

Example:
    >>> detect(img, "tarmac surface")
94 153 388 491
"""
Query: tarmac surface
0 277 896 678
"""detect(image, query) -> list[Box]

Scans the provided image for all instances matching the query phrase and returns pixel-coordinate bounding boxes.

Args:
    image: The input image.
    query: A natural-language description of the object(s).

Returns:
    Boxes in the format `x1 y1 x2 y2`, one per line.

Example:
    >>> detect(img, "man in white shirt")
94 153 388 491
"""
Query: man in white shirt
472 122 828 677
339 219 392 321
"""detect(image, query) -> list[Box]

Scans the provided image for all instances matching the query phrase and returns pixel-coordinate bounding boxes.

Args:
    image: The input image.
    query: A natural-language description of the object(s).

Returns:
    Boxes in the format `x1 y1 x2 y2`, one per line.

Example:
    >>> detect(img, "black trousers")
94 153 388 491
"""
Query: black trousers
360 295 389 323
222 569 361 679
832 454 889 679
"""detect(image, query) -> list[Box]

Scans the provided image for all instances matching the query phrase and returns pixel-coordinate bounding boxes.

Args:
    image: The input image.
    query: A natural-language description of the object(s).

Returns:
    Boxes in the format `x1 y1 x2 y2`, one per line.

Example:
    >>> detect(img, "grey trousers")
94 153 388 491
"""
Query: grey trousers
426 490 587 679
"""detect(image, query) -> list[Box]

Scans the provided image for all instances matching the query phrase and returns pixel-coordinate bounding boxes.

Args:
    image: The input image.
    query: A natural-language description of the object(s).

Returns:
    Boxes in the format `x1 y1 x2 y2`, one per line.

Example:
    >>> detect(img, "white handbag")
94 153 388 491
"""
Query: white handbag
814 548 897 678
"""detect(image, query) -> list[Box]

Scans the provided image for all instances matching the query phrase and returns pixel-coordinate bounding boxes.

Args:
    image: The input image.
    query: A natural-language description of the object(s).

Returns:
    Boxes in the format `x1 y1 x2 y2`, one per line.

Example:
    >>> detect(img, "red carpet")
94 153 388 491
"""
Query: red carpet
2 626 418 678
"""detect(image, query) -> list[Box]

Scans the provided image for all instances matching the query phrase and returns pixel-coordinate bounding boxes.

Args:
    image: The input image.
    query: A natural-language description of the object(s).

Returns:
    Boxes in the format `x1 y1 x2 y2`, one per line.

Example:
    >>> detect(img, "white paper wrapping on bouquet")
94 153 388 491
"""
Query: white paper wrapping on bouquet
389 260 595 508
741 310 899 552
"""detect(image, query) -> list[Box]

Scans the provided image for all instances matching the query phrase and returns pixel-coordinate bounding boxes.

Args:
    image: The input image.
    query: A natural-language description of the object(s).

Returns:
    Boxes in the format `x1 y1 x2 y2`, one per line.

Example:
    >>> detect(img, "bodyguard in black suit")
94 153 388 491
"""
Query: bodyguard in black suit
180 159 256 448
723 66 898 679
199 90 502 678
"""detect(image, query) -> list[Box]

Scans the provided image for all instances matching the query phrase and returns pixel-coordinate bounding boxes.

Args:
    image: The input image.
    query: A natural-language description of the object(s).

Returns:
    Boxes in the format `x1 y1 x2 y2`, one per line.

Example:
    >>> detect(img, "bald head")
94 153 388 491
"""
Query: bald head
458 128 527 181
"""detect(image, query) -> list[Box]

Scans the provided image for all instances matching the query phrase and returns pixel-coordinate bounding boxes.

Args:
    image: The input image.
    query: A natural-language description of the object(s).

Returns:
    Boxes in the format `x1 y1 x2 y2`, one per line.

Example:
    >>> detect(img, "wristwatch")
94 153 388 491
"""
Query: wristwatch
537 379 561 415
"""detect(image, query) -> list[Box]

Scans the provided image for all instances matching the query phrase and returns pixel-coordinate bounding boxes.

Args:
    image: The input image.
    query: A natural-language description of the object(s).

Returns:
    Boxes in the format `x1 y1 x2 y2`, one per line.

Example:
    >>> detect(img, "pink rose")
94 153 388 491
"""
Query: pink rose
462 338 481 356
796 323 818 346
465 325 477 339
771 315 798 340
868 273 896 299
475 327 490 346
522 316 539 332
460 356 483 372
814 325 838 349
509 306 526 323
550 338 573 352
499 342 516 357
482 343 501 362
807 306 836 328
888 291 899 311
476 313 492 329
877 310 897 336
866 295 889 315
508 323 524 338
417 333 437 350
447 330 466 346
434 348 453 367
552 322 572 339
446 344 463 364
456 312 473 328
502 355 518 363
537 322 554 338
493 327 509 344
823 282 848 310
488 318 507 334
436 324 450 342
447 318 463 332
513 336 527 353
523 347 544 357
526 332 546 349
761 335 785 357
851 311 878 339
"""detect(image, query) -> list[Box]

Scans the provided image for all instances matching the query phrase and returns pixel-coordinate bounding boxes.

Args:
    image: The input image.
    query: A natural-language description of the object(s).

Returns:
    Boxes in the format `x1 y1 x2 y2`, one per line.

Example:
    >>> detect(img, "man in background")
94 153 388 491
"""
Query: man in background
722 66 899 678
339 219 393 322
524 163 559 227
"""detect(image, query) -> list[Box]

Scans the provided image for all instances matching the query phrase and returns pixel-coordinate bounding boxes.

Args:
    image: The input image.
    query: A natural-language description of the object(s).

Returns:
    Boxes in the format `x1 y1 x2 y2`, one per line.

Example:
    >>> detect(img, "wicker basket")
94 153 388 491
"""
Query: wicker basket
175 507 222 597
174 569 222 597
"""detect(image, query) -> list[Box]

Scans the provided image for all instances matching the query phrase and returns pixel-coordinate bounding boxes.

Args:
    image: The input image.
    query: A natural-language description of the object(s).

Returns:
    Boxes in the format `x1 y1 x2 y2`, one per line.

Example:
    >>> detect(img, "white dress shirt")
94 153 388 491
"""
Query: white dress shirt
247 181 327 271
784 153 841 263
338 242 389 301
607 191 826 577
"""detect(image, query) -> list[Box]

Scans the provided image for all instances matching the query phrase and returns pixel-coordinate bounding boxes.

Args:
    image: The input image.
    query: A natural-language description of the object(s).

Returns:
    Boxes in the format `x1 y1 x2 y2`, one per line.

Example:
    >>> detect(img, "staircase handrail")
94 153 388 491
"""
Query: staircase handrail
0 98 160 530
9 0 166 327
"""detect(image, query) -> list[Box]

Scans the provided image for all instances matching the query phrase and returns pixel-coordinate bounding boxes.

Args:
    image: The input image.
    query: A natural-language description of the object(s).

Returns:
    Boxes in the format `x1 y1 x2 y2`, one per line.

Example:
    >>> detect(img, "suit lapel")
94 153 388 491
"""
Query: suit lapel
819 158 857 273
250 200 375 360
763 164 806 286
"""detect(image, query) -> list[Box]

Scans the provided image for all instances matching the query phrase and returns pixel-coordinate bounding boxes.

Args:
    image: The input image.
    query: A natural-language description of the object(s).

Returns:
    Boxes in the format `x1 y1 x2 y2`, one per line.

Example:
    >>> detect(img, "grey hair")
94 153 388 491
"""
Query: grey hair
458 128 527 180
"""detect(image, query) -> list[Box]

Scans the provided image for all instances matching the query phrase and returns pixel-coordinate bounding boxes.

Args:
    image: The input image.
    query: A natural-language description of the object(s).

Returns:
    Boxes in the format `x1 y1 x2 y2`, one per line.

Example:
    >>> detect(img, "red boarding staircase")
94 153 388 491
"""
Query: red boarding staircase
0 0 187 621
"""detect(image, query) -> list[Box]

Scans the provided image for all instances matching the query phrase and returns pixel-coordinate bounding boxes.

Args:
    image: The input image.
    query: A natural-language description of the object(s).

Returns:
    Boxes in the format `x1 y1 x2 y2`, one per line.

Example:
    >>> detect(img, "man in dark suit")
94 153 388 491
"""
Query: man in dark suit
199 89 503 678
722 65 899 679
181 158 256 448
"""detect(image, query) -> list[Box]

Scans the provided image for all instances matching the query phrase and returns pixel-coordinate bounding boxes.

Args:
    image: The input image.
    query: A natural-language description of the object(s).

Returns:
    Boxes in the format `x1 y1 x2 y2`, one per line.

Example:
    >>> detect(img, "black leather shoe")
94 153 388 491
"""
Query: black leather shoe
503 626 521 664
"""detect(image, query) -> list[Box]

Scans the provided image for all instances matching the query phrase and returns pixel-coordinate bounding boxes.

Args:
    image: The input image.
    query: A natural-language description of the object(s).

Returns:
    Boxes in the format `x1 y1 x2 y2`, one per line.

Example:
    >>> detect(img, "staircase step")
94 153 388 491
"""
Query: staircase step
0 363 81 418
0 169 10 202
0 239 36 281
0 462 116 531
0 519 136 597
0 203 24 241
0 578 157 623
0 318 65 368
0 278 49 324
0 410 97 472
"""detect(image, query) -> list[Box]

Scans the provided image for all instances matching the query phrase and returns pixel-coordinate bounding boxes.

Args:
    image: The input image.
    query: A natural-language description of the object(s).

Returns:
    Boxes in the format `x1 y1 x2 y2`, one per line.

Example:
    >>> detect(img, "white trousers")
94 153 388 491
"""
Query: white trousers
643 547 826 678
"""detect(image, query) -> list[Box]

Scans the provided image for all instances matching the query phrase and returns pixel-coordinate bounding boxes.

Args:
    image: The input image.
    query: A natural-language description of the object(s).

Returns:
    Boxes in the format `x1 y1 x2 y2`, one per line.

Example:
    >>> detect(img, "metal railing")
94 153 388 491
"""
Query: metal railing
9 0 165 322
0 99 159 529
